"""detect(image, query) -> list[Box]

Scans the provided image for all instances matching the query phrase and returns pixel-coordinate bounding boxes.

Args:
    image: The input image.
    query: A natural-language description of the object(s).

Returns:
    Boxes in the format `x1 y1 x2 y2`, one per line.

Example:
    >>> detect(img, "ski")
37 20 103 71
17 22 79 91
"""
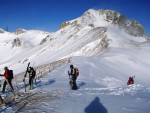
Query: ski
68 71 75 90
4 78 19 99
68 70 78 90
23 62 30 92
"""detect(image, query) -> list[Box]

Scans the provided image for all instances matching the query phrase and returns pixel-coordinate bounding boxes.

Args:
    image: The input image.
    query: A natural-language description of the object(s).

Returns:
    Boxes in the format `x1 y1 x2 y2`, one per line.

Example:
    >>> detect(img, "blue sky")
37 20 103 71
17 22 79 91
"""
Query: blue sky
0 0 150 36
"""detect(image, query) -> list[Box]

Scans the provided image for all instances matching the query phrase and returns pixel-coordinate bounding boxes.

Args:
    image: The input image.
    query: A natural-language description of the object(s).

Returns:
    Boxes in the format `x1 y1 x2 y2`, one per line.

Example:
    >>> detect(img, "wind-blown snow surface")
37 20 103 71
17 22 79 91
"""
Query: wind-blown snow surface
0 9 150 112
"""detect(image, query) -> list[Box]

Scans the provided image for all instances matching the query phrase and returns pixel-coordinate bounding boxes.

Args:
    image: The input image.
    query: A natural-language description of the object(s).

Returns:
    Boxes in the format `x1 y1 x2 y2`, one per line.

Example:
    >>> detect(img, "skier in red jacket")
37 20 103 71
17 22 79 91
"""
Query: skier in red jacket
127 77 134 85
0 67 14 93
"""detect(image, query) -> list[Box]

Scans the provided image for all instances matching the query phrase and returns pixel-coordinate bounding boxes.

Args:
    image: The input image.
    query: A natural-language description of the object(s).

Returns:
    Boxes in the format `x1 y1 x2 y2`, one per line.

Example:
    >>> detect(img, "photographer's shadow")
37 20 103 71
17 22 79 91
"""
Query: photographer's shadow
84 97 107 113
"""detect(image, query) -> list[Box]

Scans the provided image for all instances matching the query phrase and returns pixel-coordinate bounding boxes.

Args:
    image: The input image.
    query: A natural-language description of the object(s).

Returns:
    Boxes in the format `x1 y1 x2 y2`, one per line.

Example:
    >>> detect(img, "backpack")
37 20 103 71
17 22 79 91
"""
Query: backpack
74 68 79 76
32 69 36 78
8 70 14 79
30 67 36 78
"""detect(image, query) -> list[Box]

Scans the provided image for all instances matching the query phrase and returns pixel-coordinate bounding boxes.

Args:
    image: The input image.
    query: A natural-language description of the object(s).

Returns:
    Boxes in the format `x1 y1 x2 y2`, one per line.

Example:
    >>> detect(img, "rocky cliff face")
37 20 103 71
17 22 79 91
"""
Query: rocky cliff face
97 9 146 37
123 20 146 37
98 10 127 25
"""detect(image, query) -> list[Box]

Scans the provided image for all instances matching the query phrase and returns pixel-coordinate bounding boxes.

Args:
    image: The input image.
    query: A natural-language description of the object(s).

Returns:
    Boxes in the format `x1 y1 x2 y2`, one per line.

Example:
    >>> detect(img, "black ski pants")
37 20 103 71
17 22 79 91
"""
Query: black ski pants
29 76 34 88
2 79 14 92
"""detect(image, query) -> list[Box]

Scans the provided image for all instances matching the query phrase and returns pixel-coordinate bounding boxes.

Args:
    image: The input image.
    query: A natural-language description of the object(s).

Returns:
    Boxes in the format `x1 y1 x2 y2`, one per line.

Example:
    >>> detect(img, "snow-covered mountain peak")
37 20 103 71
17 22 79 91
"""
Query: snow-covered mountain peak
81 9 124 25
60 9 147 38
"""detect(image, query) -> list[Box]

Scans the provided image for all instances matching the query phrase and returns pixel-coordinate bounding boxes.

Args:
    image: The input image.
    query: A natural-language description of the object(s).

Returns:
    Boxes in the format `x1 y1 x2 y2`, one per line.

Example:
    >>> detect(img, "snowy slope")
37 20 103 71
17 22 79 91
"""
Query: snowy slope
1 56 150 113
0 9 150 113
2 57 149 113
38 58 150 113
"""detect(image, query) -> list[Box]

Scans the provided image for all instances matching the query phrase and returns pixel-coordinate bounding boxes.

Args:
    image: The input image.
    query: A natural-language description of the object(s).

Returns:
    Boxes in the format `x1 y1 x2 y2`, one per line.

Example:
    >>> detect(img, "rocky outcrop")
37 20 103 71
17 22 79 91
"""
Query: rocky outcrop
40 35 52 45
123 20 146 37
59 20 81 30
0 28 4 33
15 29 26 35
99 10 127 26
59 22 71 29
97 10 146 37
12 38 21 47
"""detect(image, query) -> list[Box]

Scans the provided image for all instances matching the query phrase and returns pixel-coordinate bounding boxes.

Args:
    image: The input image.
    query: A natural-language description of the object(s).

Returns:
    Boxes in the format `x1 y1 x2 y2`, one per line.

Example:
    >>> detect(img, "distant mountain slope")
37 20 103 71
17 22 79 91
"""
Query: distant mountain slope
0 9 149 75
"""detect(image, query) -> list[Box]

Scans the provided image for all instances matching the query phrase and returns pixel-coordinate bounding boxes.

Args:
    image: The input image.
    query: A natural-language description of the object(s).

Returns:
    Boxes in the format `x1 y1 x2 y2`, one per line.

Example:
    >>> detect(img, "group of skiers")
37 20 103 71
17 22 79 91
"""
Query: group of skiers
0 64 135 94
0 66 36 94
0 64 136 108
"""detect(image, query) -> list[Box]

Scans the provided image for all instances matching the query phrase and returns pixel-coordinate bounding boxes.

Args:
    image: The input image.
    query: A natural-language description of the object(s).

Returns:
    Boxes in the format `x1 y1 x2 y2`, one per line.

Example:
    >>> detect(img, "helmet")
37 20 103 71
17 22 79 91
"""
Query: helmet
70 64 74 68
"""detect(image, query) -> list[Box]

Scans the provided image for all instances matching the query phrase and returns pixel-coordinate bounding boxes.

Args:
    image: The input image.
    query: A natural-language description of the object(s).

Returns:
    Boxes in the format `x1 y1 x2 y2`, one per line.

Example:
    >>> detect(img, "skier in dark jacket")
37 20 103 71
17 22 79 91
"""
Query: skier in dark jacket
0 66 14 93
68 64 78 90
23 67 36 90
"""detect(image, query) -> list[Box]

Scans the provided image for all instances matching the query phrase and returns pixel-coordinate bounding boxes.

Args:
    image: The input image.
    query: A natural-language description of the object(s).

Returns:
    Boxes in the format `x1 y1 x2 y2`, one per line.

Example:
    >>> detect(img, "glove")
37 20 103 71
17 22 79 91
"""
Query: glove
23 78 25 82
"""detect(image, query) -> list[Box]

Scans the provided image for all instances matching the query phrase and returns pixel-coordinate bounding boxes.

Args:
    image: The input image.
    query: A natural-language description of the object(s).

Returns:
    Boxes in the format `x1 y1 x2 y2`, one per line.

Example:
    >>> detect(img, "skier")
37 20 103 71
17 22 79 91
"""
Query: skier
127 76 134 85
68 64 78 90
0 67 14 93
23 67 36 90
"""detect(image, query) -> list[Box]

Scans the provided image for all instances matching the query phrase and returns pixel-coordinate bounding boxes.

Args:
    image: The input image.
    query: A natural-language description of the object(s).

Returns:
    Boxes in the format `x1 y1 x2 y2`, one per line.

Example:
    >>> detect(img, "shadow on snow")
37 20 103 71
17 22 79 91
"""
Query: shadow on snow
84 97 108 113
35 79 56 88
78 82 86 89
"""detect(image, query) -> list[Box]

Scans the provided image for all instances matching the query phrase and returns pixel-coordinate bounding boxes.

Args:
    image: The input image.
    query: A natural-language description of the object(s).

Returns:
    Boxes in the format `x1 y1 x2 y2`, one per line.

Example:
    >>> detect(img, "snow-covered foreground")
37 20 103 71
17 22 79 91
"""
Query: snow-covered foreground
1 56 150 113
37 57 150 113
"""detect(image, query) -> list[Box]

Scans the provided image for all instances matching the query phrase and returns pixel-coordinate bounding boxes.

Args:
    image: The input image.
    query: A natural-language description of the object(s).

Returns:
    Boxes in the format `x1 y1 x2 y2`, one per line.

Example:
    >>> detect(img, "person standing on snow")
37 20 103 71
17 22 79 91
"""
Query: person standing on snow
68 64 78 90
127 76 134 85
23 67 36 90
0 66 14 93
